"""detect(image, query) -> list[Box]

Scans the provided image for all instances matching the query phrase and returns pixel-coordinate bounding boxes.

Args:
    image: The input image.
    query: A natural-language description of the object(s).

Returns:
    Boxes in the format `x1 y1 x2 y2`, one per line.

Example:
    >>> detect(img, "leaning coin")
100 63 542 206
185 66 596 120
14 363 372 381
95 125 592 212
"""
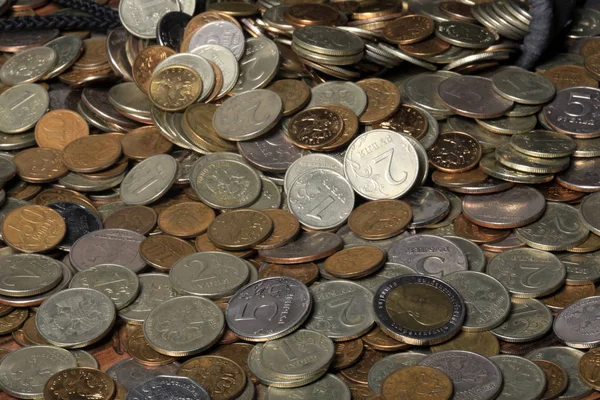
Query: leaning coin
402 186 450 228
307 81 367 116
48 201 103 251
258 231 343 264
44 367 115 400
436 20 499 49
491 66 556 104
120 154 178 205
69 264 140 310
0 84 49 134
374 274 465 345
579 192 600 235
0 47 57 85
534 360 568 400
127 376 210 400
578 347 600 391
510 130 575 159
367 353 426 394
230 37 280 95
490 355 547 400
554 297 600 348
118 273 179 325
0 254 63 297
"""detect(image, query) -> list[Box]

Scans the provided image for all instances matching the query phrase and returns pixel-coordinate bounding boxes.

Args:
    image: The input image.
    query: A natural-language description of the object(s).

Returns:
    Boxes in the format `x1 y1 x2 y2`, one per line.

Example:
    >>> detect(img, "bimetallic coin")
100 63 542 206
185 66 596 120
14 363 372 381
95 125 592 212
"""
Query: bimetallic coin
118 273 179 325
491 355 547 400
69 264 139 310
554 297 600 348
374 274 465 345
127 376 210 400
120 154 178 206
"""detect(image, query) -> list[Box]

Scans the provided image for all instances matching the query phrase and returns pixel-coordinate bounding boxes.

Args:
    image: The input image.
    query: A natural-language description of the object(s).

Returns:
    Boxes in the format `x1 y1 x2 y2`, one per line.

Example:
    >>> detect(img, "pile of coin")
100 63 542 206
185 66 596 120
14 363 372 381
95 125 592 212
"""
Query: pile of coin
0 0 600 399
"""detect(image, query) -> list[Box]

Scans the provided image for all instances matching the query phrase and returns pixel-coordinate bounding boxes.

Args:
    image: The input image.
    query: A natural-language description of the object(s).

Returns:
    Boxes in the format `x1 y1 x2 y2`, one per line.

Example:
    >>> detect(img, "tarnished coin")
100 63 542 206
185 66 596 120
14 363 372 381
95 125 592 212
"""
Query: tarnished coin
103 205 157 235
544 87 600 138
367 353 426 394
13 147 68 184
293 25 363 56
578 347 600 391
374 274 465 345
266 374 350 400
0 308 28 335
438 76 513 118
0 47 56 85
48 201 103 251
2 204 65 253
510 130 575 159
258 231 343 264
388 234 467 278
534 360 568 400
121 126 173 160
307 81 367 116
44 367 115 400
158 201 214 238
120 154 178 206
340 349 386 385
554 297 600 348
36 288 115 348
69 264 139 310
491 355 547 400
118 273 178 325
427 131 482 173
332 339 364 370
70 229 146 273
170 251 249 298
323 246 385 279
208 209 272 250
492 66 556 104
356 78 401 124
120 0 179 39
106 358 180 391
480 153 554 184
306 280 375 341
254 209 300 250
443 271 510 332
266 79 311 116
178 355 246 400
127 325 176 366
127 376 210 400
226 277 311 341
487 248 566 298
188 20 245 59
579 192 600 235
43 35 83 78
348 200 412 240
288 107 344 150
0 253 63 297
380 365 452 400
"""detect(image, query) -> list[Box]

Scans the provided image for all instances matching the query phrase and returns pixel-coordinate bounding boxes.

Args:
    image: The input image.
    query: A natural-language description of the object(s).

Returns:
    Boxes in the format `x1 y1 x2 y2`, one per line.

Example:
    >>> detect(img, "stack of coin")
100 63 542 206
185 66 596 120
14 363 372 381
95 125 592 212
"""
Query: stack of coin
472 0 531 41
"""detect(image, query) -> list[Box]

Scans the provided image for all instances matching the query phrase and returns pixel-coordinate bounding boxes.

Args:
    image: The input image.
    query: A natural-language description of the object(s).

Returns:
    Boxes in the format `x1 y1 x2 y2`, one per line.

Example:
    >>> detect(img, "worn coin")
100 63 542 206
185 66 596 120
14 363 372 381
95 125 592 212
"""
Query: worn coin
208 209 272 250
347 200 412 240
380 365 452 400
490 299 552 343
69 264 139 310
158 201 214 238
127 376 210 400
48 201 103 251
542 282 595 310
13 147 68 184
491 355 547 400
534 360 569 400
553 297 600 348
0 253 63 297
438 75 513 118
118 273 178 325
492 66 556 104
127 325 176 366
178 355 246 400
103 205 157 235
578 347 600 391
367 353 426 394
106 358 180 391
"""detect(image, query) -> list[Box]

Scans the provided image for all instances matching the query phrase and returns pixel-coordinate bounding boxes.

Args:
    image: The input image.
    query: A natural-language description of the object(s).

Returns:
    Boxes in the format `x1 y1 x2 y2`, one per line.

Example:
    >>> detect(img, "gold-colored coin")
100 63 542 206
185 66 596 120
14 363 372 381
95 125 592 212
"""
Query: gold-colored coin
127 326 177 366
380 366 453 400
430 331 500 357
44 368 116 400
157 201 215 238
0 308 28 335
149 65 202 111
3 205 66 253
578 347 600 390
362 327 410 352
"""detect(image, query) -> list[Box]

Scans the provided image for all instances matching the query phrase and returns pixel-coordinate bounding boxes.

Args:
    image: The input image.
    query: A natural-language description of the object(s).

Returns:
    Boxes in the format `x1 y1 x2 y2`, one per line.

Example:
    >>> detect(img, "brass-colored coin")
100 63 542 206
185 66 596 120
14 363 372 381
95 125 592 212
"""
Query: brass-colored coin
120 126 173 160
58 65 115 88
380 366 453 400
373 104 429 140
22 316 50 345
362 326 410 352
340 349 386 385
320 104 360 151
208 209 273 251
542 282 595 310
195 232 255 258
431 331 500 357
158 202 215 238
114 383 127 400
209 342 256 383
324 246 386 279
253 209 300 250
356 78 401 124
182 103 236 152
178 355 246 400
332 338 364 370
79 155 128 181
207 2 259 16
428 132 482 173
350 384 379 400
453 214 511 244
127 326 176 366
0 308 28 335
35 109 90 150
266 79 311 116
288 107 344 150
439 1 476 22
348 200 412 240
536 181 585 203
103 205 157 235
351 0 400 20
149 65 202 112
383 15 434 45
578 347 600 391
542 65 598 90
585 53 600 81
399 36 451 57
44 367 115 400
13 147 69 183
74 37 108 69
3 205 66 253
132 45 176 93
432 169 488 188
567 233 600 253
533 360 568 400
284 4 340 26
259 262 319 285
140 234 196 271
62 135 122 173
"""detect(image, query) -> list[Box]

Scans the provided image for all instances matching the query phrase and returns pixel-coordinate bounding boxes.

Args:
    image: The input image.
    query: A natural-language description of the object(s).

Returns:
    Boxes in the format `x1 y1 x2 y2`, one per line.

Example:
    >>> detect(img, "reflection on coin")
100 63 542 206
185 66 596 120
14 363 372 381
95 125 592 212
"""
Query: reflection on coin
44 367 115 400
266 374 350 400
0 84 49 134
120 154 178 206
69 264 139 310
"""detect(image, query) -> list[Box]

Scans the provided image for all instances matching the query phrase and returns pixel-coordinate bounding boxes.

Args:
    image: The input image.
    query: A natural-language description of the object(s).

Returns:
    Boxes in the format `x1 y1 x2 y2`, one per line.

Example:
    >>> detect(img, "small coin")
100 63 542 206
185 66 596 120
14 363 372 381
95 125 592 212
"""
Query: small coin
491 299 553 343
0 47 57 85
103 205 157 235
496 144 570 174
106 358 180 391
3 204 65 253
288 107 344 150
208 209 273 250
323 246 385 279
127 325 176 366
266 79 311 116
558 158 600 192
178 355 246 400
266 374 350 399
35 109 89 150
258 231 342 264
48 201 103 251
0 308 28 335
62 135 122 173
491 355 547 400
438 75 513 118
121 126 173 160
158 201 215 238
347 200 412 240
188 20 245 59
532 360 568 400
367 352 425 394
132 45 177 92
69 264 139 310
44 367 115 400
428 132 482 173
332 338 364 370
13 147 69 183
383 14 434 44
578 347 600 391
254 209 300 250
118 273 179 325
129 376 210 400
542 281 595 311
492 66 556 104
542 65 598 90
373 104 429 140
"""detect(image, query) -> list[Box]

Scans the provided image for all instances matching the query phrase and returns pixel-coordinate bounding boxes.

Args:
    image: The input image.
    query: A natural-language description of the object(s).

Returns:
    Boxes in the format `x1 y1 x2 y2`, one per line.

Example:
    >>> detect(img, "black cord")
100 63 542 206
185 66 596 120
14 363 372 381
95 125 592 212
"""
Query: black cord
53 0 119 20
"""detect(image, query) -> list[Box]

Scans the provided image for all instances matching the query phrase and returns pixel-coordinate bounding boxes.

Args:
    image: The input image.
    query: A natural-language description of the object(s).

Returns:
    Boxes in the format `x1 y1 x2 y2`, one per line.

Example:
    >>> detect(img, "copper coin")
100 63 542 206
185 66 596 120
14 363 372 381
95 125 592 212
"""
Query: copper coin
132 45 176 93
103 205 157 235
542 282 595 310
44 368 115 400
356 78 401 124
22 316 49 345
362 326 410 352
258 262 319 285
7 182 43 201
206 60 224 102
324 245 386 279
533 360 568 400
288 107 344 150
157 202 215 238
254 209 300 250
34 188 98 216
13 148 69 183
265 79 311 116
127 326 176 366
257 231 343 264
428 132 482 173
348 199 412 240
585 53 600 81
432 169 488 188
381 366 453 400
139 234 196 271
214 305 241 345
79 155 129 181
567 232 600 253
62 135 122 173
284 4 340 26
383 15 434 44
59 65 115 88
320 104 360 151
453 214 511 244
34 109 89 150
350 385 379 400
536 181 585 202
74 37 108 69
542 65 598 90
2 205 66 253
332 338 364 370
439 1 476 22
578 348 600 391
209 343 256 383
399 36 451 57
120 126 173 160
178 355 246 400
195 233 255 258
208 209 273 251
373 104 429 140
340 349 386 385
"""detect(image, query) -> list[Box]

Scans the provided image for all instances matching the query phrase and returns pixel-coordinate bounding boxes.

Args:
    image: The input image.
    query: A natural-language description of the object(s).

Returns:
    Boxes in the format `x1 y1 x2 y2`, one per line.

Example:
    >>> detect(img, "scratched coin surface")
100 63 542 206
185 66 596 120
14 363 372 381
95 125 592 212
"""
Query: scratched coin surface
0 253 63 297
553 297 600 348
69 263 139 310
118 273 179 325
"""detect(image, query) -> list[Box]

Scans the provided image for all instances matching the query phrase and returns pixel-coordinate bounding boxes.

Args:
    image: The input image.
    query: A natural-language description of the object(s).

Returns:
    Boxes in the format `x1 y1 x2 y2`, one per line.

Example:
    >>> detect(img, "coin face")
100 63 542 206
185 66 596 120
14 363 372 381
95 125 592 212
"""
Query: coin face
428 132 482 173
3 204 66 253
348 200 412 240
69 264 139 310
380 365 452 400
149 65 202 111
544 87 600 138
13 147 69 183
491 355 547 400
106 358 179 391
178 355 246 400
208 209 273 250
35 109 89 150
257 231 343 264
356 78 401 124
554 297 600 348
128 376 210 400
48 201 103 251
288 107 344 149
44 368 115 400
0 254 63 297
438 76 513 118
120 154 178 206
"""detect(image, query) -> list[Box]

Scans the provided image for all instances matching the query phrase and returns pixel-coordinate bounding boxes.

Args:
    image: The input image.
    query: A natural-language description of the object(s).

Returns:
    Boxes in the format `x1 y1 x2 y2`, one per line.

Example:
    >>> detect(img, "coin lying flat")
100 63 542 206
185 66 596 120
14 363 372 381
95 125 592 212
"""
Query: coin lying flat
578 347 600 391
118 273 179 325
492 66 556 104
120 154 178 206
178 355 246 399
381 365 453 400
69 264 140 310
106 358 180 391
438 76 513 118
266 374 350 400
0 254 63 297
544 87 600 138
127 376 210 400
44 367 115 400
554 297 600 348
367 352 426 394
490 355 547 400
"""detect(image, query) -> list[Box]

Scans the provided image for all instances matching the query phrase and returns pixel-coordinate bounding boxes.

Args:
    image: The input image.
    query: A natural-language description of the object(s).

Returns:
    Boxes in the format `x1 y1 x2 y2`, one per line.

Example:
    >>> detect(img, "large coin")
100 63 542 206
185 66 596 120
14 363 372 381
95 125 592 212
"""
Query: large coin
438 76 513 118
554 297 600 348
118 273 179 325
127 376 210 400
0 254 63 297
120 154 178 205
544 87 600 138
490 355 547 400
69 264 139 310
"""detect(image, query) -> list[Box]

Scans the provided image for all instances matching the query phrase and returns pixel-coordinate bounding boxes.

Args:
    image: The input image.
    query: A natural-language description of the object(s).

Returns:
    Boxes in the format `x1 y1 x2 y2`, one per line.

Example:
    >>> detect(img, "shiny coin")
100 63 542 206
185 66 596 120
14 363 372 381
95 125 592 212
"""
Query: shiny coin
284 153 343 194
557 158 600 192
438 75 513 119
121 154 178 205
491 355 547 400
480 153 554 184
158 201 214 238
36 287 115 348
544 87 600 138
491 299 553 343
44 367 115 400
436 20 499 49
0 253 63 297
477 115 538 135
534 360 569 400
492 66 556 104
380 365 452 400
374 104 429 141
428 132 482 173
48 201 103 251
106 358 179 391
69 264 139 310
367 353 426 394
288 107 344 150
487 248 566 298
254 209 300 250
120 0 179 39
430 330 499 357
374 274 465 345
0 47 57 85
554 297 600 348
178 355 246 399
3 204 65 253
43 35 83 79
188 20 245 59
149 65 202 111
118 273 178 325
495 144 570 174
230 37 280 95
127 376 210 400
307 81 367 116
0 84 49 134
510 130 575 159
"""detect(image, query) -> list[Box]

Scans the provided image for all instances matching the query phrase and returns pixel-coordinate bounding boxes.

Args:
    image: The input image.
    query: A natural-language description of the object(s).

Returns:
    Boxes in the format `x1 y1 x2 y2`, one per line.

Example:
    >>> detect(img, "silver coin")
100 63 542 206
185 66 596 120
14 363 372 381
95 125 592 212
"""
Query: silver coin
0 261 71 307
109 82 153 116
0 345 77 399
169 251 249 299
155 53 215 101
491 298 553 343
120 154 178 206
526 346 592 399
119 0 180 39
188 20 245 59
144 296 224 356
43 35 83 79
344 129 419 200
191 44 239 97
495 143 570 173
307 81 367 116
213 89 282 141
443 270 510 332
491 355 547 400
305 280 374 341
266 374 350 400
70 229 146 273
558 252 600 285
568 7 600 38
106 358 180 391
388 234 468 278
0 254 63 298
510 129 576 158
127 375 209 400
403 186 450 228
36 287 116 348
284 153 343 194
0 130 36 150
106 27 133 81
445 236 486 272
69 264 140 310
118 273 179 325
0 83 49 134
554 296 600 348
0 47 57 85
579 192 600 235
293 25 363 56
368 353 426 394
491 66 555 104
487 248 566 298
226 277 312 341
59 172 125 193
403 72 453 116
237 379 255 400
70 350 99 369
355 262 415 293
288 169 354 230
248 177 282 210
230 37 280 95
419 350 503 400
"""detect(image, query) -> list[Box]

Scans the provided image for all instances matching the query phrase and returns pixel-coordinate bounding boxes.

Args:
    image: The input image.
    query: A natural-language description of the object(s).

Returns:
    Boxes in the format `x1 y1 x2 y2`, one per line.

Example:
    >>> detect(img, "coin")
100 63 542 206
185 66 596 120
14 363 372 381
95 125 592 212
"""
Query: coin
258 262 318 285
13 147 69 183
452 214 511 244
436 20 499 48
178 355 246 400
158 201 214 238
554 297 600 348
438 75 513 118
284 153 343 194
347 200 411 240
366 352 425 394
492 66 556 104
531 360 568 400
254 209 300 250
106 358 180 391
120 154 178 205
126 325 176 366
374 104 429 140
428 132 482 173
119 273 178 325
380 365 452 400
578 347 600 391
543 281 594 310
258 231 343 264
34 109 89 150
490 298 553 343
48 201 103 251
188 20 245 59
307 81 367 116
208 209 272 250
288 107 344 149
44 367 115 400
332 338 364 370
2 204 66 253
510 130 576 159
430 330 499 357
0 253 63 297
383 15 435 45
374 274 465 345
491 355 547 400
266 79 311 116
230 37 280 95
266 374 350 400
69 263 139 310
356 78 401 124
545 87 600 138
149 65 202 111
62 135 122 173
341 349 386 385
103 205 157 235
